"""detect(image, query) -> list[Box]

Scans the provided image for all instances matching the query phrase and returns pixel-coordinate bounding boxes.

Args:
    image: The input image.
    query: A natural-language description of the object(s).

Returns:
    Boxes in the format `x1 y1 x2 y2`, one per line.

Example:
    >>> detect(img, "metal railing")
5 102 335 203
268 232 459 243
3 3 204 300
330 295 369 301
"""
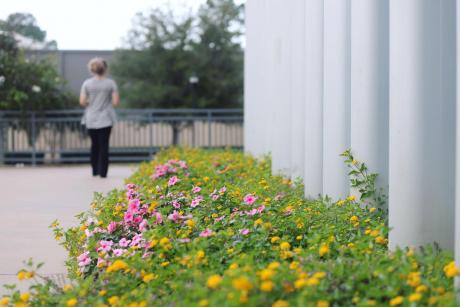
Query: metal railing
0 109 244 165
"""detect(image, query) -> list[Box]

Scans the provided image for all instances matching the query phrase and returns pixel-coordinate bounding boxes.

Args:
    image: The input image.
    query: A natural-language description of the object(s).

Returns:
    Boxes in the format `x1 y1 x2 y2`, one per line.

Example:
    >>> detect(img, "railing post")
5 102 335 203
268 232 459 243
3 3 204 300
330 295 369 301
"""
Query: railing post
207 110 212 148
0 113 4 165
149 112 154 160
31 112 36 166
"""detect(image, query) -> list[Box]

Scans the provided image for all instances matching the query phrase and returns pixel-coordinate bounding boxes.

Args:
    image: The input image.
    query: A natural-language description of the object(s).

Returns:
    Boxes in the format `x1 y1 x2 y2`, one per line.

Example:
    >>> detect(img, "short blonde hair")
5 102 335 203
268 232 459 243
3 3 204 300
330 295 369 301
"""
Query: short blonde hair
88 57 108 76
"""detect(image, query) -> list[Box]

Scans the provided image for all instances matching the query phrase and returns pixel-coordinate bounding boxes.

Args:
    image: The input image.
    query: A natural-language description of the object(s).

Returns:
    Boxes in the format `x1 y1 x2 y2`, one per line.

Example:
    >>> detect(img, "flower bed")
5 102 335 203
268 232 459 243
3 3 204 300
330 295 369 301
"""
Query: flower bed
1 148 458 306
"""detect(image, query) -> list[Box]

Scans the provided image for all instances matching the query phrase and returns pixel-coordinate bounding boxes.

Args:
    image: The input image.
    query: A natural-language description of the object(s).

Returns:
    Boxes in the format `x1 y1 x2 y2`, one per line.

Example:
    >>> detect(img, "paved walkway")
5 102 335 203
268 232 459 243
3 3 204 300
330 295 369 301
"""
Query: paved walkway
0 165 136 294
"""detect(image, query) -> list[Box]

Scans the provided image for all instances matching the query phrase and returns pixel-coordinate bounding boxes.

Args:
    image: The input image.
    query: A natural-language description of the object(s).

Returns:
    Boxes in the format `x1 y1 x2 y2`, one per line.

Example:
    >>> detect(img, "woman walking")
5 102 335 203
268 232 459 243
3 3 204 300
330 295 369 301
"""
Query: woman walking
79 57 120 178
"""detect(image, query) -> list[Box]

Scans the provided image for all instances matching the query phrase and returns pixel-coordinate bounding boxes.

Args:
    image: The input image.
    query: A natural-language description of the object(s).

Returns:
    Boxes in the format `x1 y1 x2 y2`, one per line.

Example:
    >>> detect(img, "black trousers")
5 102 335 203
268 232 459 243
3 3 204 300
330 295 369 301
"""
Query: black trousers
88 126 112 177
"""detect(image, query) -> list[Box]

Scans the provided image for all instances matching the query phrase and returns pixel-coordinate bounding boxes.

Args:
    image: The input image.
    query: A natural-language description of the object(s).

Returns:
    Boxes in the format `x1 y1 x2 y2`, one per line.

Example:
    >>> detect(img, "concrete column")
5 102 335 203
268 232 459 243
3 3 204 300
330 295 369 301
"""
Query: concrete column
244 0 268 156
456 0 460 286
389 0 455 250
322 0 351 199
289 0 306 180
270 0 292 175
304 0 324 197
350 0 389 198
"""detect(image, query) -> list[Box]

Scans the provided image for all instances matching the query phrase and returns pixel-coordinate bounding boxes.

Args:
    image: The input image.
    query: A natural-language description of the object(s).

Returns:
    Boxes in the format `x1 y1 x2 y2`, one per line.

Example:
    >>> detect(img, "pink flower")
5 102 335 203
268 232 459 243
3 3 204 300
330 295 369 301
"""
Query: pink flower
130 234 143 247
191 196 204 208
113 249 124 257
77 252 91 267
199 229 213 237
178 160 188 169
98 240 113 252
124 212 134 223
240 229 250 235
219 187 227 194
119 238 131 247
168 210 181 223
128 199 140 213
133 216 143 224
153 212 163 224
126 183 136 189
172 201 181 209
274 193 284 201
243 194 257 205
96 258 106 267
192 186 202 193
257 205 265 213
178 238 191 243
212 194 220 201
168 176 179 186
246 208 258 216
107 222 118 234
139 219 148 232
214 216 225 222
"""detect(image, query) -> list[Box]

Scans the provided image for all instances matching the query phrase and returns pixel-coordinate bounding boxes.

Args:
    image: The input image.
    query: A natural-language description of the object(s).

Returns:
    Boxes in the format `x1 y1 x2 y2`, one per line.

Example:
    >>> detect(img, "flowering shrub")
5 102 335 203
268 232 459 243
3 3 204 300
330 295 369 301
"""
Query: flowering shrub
1 148 459 306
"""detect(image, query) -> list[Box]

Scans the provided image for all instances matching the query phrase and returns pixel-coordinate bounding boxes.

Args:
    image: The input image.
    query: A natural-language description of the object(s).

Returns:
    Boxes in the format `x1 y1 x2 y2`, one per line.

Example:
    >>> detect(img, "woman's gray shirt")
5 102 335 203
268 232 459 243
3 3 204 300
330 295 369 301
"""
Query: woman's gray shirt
80 77 118 129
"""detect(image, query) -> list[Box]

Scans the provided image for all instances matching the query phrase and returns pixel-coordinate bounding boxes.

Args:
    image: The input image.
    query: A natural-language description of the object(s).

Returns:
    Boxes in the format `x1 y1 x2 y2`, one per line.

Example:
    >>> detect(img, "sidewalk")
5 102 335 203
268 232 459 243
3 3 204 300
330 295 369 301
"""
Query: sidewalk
0 164 136 294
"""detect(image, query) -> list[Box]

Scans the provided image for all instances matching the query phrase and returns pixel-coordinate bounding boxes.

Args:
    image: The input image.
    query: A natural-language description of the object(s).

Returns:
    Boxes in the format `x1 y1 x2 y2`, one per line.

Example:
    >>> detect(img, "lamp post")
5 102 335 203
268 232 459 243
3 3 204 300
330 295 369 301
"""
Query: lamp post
189 73 199 108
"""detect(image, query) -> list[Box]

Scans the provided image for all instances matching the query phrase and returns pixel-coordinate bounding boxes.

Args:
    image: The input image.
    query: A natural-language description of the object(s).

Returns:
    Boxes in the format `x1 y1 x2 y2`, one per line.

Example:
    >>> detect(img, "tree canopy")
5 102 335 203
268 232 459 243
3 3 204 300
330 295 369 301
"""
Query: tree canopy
111 0 244 109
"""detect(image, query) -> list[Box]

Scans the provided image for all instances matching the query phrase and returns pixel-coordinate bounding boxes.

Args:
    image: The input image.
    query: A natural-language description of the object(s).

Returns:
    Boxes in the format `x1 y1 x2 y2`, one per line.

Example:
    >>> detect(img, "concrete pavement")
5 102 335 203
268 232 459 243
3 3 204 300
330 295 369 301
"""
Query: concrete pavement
0 164 136 294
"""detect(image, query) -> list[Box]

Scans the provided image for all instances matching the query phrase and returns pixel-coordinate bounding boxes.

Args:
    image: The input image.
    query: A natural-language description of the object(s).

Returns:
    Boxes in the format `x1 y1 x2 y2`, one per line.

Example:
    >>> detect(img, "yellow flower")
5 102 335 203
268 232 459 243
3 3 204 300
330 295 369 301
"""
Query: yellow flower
229 263 239 270
25 271 34 279
409 293 422 302
232 276 253 291
289 262 299 270
336 200 346 206
370 230 379 237
67 298 78 307
295 235 302 241
319 244 329 257
143 273 156 283
350 216 359 223
347 243 355 248
416 285 428 293
260 281 274 292
198 299 209 307
17 271 26 281
375 236 387 245
20 292 30 302
268 262 280 270
271 236 280 244
347 195 356 202
161 261 170 267
369 207 377 213
407 272 421 287
259 269 276 281
196 250 205 259
254 218 263 226
106 260 129 273
108 296 119 306
428 297 438 305
313 272 326 279
317 301 329 307
305 278 320 286
99 290 107 296
294 279 306 289
159 237 170 246
207 274 222 289
280 242 291 250
0 297 10 306
186 219 195 227
63 284 73 292
272 300 289 307
389 296 404 306
443 261 460 278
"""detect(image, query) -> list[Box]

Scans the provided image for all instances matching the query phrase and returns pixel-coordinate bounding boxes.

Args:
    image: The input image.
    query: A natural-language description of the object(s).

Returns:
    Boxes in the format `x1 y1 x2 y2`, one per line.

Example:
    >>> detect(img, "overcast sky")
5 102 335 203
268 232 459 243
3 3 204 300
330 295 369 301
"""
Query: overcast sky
1 0 244 50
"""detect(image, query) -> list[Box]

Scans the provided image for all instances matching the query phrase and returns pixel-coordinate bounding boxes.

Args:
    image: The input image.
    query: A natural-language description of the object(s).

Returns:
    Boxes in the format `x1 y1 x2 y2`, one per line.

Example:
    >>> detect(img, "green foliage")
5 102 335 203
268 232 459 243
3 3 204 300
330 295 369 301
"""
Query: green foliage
111 0 244 109
341 149 388 209
1 148 457 306
0 32 76 112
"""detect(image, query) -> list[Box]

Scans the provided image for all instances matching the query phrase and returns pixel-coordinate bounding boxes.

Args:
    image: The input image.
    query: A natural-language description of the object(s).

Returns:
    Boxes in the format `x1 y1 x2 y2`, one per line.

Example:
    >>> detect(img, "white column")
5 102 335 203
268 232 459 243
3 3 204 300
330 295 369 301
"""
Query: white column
322 0 351 199
303 0 324 197
270 0 292 175
244 0 270 156
289 0 306 180
455 0 460 287
389 0 455 250
350 0 389 198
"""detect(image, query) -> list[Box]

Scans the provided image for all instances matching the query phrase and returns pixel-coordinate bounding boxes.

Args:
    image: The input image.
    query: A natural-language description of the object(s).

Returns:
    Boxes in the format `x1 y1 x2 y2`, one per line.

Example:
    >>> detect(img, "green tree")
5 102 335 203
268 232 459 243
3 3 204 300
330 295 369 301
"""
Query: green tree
112 0 244 109
0 13 57 49
0 32 74 112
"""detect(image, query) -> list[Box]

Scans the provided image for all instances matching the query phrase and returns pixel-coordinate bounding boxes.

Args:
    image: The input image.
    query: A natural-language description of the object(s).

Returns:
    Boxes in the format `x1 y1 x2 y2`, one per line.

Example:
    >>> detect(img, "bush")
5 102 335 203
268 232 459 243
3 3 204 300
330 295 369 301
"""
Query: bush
1 148 458 306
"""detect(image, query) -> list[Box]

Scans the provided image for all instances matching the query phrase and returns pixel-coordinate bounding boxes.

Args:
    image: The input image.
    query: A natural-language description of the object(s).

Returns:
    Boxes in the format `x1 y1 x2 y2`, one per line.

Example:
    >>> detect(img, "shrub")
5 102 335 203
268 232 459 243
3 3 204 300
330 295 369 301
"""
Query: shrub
1 148 458 306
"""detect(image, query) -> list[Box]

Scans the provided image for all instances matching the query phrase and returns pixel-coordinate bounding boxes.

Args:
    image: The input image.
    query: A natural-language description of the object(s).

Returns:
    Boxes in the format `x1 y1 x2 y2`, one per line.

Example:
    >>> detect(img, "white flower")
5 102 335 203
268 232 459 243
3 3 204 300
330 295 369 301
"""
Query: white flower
31 85 41 93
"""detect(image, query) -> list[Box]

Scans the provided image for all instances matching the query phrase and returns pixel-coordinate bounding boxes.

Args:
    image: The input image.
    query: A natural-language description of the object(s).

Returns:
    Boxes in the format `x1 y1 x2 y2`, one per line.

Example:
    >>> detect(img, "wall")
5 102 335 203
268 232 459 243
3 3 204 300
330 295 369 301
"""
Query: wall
25 50 115 95
245 0 457 253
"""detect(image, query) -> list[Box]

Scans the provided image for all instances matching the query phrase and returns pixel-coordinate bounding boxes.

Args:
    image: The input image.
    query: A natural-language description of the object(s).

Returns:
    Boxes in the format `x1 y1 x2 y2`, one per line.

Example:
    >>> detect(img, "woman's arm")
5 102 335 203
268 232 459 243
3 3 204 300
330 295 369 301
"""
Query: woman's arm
79 93 88 107
112 92 120 107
